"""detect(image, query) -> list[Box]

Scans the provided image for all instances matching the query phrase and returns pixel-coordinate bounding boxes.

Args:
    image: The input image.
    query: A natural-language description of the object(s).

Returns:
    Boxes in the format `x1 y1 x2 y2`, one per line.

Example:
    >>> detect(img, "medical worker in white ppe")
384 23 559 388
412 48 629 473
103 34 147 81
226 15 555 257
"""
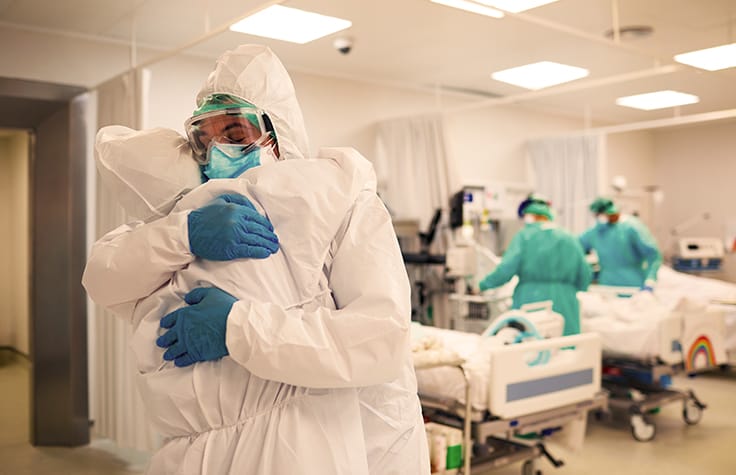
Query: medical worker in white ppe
83 44 429 475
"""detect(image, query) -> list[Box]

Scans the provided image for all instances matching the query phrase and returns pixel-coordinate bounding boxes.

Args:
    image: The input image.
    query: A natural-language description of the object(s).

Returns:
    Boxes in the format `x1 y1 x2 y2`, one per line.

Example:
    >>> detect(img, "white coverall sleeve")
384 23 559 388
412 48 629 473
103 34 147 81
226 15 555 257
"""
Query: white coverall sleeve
82 211 194 315
225 191 411 388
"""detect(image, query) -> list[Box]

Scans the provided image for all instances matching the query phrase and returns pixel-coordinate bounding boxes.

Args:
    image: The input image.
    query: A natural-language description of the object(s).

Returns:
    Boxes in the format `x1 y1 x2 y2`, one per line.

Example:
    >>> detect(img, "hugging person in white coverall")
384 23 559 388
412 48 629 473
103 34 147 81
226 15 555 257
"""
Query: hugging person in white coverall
83 44 429 475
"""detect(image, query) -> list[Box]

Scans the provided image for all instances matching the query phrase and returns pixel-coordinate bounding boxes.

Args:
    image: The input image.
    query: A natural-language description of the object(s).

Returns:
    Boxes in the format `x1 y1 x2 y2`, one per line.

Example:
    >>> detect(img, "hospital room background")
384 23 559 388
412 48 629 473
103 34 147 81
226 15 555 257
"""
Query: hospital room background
0 0 735 474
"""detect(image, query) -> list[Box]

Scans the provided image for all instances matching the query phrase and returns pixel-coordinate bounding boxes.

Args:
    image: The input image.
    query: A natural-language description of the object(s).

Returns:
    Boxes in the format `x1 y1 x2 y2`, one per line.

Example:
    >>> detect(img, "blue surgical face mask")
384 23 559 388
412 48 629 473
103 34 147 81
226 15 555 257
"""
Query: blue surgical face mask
201 138 276 180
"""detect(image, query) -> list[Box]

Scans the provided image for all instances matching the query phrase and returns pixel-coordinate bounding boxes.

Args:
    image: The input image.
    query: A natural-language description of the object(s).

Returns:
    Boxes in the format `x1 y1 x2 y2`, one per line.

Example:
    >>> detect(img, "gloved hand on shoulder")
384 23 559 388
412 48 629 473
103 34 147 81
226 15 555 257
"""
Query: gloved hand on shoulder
188 193 279 261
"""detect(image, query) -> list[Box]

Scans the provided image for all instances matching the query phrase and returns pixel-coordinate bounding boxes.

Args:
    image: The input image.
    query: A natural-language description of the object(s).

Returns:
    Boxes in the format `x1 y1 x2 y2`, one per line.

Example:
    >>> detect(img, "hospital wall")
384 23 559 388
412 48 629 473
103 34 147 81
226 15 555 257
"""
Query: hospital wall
651 121 736 282
445 106 585 187
603 131 657 229
145 55 587 189
0 26 161 88
0 132 30 354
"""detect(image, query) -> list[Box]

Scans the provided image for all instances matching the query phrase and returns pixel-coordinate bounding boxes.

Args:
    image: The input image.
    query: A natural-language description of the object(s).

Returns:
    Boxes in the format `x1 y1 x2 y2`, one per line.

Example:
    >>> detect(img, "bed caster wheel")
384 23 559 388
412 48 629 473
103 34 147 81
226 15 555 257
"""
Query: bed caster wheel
630 414 656 442
683 398 703 425
521 460 541 475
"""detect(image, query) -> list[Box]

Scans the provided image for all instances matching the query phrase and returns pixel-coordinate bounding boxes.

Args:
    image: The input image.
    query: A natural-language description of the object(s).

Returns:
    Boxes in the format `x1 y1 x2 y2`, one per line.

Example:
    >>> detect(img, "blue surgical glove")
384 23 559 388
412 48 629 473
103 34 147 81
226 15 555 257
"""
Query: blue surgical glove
188 193 279 261
156 287 237 367
641 280 655 292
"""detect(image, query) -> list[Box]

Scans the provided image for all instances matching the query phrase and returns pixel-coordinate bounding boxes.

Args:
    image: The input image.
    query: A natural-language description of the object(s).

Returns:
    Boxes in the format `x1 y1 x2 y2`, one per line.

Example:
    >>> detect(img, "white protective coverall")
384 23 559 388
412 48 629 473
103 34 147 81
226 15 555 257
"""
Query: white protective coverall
83 44 429 475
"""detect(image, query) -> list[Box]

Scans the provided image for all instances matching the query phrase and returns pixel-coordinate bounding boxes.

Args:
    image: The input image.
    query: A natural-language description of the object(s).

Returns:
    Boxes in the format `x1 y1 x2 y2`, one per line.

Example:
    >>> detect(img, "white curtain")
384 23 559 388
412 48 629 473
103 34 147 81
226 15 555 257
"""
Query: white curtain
527 135 601 234
375 116 457 235
90 69 159 452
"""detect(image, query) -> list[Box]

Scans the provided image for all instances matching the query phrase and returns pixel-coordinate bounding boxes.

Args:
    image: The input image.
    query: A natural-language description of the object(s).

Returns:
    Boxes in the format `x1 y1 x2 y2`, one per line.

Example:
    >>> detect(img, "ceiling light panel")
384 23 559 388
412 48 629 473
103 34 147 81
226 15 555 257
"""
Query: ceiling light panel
615 90 700 110
230 5 352 44
491 61 589 90
429 0 504 19
476 0 559 13
674 42 736 71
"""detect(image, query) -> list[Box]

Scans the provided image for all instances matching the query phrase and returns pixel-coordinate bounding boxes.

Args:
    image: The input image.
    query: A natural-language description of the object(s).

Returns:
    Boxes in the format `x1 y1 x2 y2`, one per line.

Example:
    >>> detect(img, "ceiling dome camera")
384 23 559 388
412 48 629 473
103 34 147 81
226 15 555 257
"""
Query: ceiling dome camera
333 37 354 55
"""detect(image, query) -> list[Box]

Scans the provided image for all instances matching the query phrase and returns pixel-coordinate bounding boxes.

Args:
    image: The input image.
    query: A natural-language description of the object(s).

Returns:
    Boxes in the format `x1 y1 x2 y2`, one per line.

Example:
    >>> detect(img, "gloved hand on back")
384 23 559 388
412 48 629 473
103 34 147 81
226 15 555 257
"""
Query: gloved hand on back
156 287 237 367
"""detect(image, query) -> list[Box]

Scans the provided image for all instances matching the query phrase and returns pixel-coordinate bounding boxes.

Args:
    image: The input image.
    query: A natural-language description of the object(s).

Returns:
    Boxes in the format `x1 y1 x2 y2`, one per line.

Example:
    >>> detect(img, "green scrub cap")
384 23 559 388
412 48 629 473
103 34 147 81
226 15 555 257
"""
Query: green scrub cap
518 193 553 220
522 201 554 220
589 197 619 215
192 93 258 118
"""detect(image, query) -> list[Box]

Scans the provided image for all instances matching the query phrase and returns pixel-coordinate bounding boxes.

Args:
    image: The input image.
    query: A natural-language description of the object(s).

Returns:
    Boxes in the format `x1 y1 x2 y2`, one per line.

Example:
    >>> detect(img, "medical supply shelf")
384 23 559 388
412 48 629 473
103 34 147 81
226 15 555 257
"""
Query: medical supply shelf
601 355 707 442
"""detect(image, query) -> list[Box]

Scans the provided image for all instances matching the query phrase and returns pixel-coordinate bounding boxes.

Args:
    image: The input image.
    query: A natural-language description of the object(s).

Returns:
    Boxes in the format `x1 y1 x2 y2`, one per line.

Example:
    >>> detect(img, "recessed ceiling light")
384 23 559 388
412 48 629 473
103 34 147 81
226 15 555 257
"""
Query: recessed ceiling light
491 61 589 90
615 90 700 110
476 0 559 13
674 42 736 71
229 5 351 44
429 0 504 19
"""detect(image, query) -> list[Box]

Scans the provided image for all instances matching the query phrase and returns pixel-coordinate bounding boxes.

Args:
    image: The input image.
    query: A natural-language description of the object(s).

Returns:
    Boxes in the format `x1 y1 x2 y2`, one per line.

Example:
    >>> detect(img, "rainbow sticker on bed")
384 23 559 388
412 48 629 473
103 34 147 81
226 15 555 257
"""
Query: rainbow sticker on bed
686 335 717 371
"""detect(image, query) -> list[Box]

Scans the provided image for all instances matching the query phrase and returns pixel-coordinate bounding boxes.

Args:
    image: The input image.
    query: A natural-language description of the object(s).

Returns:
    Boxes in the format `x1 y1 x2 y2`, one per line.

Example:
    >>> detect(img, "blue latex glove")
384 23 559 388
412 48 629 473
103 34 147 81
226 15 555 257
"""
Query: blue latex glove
156 287 237 367
188 193 279 261
641 285 654 292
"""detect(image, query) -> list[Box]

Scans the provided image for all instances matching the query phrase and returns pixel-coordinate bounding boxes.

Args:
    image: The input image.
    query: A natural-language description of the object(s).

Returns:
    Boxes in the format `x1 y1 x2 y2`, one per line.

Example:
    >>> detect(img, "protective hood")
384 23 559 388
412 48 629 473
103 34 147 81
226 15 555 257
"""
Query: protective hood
195 44 310 161
95 126 203 222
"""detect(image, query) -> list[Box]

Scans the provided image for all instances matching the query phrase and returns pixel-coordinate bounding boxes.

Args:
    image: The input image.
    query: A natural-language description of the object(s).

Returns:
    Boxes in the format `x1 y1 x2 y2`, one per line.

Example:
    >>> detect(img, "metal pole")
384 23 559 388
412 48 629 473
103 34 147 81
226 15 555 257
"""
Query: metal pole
462 366 472 475
611 0 621 44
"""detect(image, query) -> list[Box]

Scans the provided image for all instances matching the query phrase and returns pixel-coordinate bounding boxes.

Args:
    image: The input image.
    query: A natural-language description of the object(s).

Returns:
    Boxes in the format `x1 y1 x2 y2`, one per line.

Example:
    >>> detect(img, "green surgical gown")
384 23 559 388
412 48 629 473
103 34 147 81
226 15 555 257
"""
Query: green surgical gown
579 216 661 288
479 222 592 336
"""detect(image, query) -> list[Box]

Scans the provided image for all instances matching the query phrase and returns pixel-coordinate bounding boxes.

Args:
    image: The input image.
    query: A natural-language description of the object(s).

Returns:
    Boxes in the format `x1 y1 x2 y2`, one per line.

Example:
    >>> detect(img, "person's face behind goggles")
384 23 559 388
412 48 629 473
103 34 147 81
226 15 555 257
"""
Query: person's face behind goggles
185 107 277 165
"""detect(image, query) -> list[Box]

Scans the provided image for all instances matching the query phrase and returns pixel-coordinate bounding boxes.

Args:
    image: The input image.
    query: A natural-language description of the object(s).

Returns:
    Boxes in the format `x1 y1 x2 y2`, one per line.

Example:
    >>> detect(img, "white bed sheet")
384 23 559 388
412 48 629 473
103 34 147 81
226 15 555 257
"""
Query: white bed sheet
412 325 503 415
579 290 680 362
656 266 736 307
579 266 736 363
657 266 736 356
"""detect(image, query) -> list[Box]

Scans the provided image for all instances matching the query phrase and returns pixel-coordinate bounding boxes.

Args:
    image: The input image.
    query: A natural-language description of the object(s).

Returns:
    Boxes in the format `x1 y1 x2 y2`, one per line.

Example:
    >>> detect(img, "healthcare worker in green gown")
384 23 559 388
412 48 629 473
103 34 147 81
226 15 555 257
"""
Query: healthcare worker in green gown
479 194 592 336
580 197 662 291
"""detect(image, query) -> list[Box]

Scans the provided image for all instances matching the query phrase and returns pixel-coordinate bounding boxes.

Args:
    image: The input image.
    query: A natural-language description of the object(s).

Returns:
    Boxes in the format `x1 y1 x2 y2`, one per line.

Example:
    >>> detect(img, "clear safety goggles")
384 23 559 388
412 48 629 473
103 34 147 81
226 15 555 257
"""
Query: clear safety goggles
185 107 274 164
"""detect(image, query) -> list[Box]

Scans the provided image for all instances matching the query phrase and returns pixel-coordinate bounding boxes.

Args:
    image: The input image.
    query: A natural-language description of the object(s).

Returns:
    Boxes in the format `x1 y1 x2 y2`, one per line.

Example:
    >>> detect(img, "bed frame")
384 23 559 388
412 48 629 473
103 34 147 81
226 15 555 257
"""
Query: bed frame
417 333 605 474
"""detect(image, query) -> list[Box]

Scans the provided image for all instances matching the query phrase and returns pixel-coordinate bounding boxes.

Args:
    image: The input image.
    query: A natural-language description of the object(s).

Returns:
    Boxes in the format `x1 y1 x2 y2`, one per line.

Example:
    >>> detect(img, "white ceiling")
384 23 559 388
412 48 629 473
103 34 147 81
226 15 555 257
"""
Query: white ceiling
1 0 735 123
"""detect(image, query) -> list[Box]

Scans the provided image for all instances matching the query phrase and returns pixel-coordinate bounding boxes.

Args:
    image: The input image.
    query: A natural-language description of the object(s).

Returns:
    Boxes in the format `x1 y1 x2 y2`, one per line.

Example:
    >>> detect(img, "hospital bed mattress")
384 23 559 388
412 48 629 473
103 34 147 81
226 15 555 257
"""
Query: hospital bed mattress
413 325 602 420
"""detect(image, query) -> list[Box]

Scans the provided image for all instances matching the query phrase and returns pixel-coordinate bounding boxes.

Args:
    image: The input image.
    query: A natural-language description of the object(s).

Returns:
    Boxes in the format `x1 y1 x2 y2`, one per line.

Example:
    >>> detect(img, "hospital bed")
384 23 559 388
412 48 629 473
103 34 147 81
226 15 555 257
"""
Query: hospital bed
656 265 736 366
413 307 605 474
581 266 736 370
579 282 717 441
